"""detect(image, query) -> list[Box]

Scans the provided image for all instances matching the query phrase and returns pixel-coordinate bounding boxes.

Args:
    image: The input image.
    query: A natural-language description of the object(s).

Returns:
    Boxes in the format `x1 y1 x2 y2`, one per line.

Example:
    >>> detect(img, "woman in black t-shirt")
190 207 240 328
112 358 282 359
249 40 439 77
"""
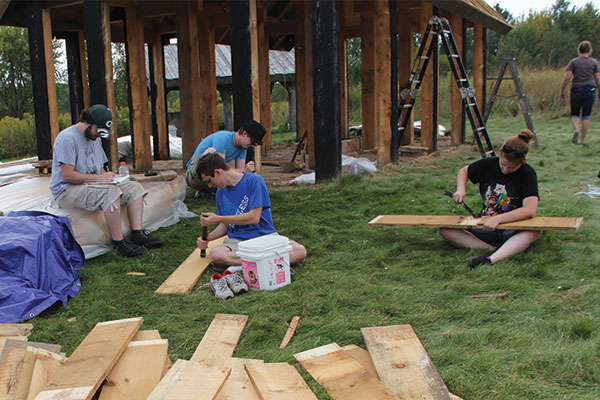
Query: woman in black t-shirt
440 130 541 269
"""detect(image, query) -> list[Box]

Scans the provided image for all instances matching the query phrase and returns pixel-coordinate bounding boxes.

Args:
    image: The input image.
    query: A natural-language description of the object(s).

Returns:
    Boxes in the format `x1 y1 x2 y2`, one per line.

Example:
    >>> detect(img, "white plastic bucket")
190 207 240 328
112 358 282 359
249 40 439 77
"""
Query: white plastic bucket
237 234 292 290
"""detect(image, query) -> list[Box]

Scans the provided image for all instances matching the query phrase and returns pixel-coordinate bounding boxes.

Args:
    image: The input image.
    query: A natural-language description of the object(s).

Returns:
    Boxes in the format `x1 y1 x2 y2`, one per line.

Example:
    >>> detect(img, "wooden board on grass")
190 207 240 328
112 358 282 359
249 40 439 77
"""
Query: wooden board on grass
341 344 379 378
203 357 264 400
362 325 452 400
369 215 584 231
155 237 226 294
0 338 28 399
294 343 399 399
0 323 33 336
190 314 248 362
98 339 168 400
146 359 230 400
245 362 317 400
26 349 66 400
35 317 143 400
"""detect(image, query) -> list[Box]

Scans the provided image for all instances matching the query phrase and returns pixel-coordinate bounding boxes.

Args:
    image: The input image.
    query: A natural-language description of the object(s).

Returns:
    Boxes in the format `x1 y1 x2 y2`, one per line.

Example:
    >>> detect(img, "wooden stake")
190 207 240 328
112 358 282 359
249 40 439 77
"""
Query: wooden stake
468 293 507 299
278 316 300 350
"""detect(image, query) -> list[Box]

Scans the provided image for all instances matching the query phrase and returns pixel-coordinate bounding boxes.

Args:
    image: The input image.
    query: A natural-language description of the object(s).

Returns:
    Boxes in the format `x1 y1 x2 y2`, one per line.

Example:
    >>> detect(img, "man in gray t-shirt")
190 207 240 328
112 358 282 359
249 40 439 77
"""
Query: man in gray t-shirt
50 105 162 257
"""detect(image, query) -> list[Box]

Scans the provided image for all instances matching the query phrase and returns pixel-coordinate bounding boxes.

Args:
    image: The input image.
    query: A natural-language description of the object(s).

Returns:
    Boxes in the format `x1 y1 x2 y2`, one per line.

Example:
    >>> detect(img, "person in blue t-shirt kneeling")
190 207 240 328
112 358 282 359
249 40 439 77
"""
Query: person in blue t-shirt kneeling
195 152 307 267
185 120 266 196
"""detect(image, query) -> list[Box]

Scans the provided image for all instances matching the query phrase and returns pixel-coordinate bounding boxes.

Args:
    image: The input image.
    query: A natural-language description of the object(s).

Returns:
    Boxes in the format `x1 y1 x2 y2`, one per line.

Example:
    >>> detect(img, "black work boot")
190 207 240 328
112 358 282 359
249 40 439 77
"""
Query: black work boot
113 239 147 257
131 229 163 249
468 254 491 269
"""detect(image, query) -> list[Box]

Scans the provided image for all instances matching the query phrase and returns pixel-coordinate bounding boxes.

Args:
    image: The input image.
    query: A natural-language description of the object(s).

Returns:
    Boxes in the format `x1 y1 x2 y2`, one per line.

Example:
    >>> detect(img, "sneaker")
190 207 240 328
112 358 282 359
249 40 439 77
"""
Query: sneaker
131 229 163 249
222 270 249 294
210 273 234 300
468 253 490 269
114 239 147 257
572 130 580 143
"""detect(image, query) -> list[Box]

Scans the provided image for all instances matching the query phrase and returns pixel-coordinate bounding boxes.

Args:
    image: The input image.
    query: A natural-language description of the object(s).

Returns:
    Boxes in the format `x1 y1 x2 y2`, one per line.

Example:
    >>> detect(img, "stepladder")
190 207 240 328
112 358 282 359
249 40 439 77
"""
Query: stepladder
394 16 495 159
484 58 538 146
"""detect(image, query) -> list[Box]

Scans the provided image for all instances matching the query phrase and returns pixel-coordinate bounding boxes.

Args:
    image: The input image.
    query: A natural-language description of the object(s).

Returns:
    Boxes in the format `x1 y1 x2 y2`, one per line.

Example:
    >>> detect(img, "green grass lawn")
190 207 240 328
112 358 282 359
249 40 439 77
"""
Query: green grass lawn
30 115 600 399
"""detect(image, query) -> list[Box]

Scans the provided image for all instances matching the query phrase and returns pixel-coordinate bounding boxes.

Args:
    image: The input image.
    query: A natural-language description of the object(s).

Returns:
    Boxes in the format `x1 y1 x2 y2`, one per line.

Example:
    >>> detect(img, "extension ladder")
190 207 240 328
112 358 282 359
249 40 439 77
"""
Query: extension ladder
395 16 495 158
484 58 538 146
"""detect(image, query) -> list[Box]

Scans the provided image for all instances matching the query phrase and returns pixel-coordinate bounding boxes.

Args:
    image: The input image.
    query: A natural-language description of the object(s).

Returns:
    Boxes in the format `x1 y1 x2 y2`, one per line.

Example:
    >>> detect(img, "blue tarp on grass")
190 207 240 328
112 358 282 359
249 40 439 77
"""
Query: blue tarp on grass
0 211 85 323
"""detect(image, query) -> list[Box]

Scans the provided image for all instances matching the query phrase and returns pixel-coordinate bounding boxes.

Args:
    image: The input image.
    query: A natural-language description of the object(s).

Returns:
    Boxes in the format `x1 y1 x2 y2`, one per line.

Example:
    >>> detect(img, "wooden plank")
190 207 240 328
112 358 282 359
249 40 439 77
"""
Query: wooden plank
294 344 399 399
42 8 59 145
419 1 434 151
35 317 143 400
0 338 28 399
450 13 464 145
202 357 263 400
341 345 378 378
98 339 168 400
473 23 485 110
279 316 300 350
368 215 584 231
375 0 391 166
130 170 178 183
151 33 169 160
155 237 226 294
146 359 230 400
245 362 318 400
26 349 66 400
0 323 33 337
198 15 218 138
190 314 248 362
131 330 173 376
362 324 452 400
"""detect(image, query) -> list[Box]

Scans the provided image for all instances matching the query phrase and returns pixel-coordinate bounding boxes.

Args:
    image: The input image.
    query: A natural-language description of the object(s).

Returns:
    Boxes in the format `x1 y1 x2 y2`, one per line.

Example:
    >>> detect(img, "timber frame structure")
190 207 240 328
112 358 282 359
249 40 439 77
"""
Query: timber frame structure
0 0 510 182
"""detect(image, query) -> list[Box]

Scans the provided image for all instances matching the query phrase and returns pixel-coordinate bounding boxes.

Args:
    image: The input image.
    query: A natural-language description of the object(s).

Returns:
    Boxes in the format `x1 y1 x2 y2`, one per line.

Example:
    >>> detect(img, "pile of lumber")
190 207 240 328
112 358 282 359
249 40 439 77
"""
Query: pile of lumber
1 314 463 399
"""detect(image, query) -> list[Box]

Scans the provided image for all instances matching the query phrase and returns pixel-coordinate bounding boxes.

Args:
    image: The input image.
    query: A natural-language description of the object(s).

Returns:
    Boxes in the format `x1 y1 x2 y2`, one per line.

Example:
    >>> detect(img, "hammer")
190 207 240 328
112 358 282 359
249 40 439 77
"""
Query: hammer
200 226 208 258
444 190 479 217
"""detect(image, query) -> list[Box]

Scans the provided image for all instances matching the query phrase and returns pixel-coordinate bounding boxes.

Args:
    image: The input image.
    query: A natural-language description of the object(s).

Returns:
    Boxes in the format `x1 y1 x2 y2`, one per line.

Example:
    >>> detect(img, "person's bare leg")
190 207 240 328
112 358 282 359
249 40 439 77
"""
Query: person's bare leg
571 116 581 143
439 228 496 251
209 245 241 266
289 242 307 264
488 230 542 264
127 197 144 231
581 118 591 142
103 201 123 241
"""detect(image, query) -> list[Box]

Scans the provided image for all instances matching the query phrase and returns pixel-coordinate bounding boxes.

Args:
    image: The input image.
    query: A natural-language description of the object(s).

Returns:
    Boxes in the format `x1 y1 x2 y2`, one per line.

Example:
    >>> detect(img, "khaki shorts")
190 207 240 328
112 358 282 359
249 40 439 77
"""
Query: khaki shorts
55 180 146 212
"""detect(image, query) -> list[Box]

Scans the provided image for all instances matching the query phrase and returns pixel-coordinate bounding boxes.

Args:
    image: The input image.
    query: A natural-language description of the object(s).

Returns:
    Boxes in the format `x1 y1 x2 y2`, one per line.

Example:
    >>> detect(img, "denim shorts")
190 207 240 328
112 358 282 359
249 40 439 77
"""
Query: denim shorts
467 228 519 246
570 85 597 119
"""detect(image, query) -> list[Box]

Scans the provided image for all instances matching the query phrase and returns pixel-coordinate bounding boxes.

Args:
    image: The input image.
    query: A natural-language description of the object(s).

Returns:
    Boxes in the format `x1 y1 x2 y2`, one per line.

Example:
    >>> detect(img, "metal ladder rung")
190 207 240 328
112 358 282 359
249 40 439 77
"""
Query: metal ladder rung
475 127 485 131
420 56 429 60
402 104 413 108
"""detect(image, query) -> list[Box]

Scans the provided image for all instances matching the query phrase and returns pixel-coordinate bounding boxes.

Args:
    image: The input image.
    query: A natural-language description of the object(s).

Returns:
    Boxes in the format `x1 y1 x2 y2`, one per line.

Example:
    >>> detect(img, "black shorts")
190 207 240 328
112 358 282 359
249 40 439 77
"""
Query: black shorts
467 228 519 246
570 85 597 119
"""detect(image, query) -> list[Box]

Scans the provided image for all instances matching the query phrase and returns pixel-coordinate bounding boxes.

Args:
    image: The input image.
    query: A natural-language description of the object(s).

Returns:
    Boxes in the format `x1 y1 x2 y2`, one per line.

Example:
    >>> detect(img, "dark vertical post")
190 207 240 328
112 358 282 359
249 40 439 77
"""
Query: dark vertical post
432 7 439 152
390 0 399 163
229 0 254 128
312 0 341 181
27 1 52 160
64 31 85 124
148 43 159 160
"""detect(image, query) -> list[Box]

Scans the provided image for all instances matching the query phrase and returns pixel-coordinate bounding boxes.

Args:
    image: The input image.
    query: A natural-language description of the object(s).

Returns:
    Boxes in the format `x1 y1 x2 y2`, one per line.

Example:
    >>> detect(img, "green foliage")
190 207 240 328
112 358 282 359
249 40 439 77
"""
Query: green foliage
0 114 36 159
0 27 32 118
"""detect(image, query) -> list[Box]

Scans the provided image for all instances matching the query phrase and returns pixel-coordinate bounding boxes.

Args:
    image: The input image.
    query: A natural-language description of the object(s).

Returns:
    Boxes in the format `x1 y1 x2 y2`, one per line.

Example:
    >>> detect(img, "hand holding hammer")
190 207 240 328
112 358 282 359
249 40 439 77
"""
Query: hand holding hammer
444 190 479 217
200 226 208 258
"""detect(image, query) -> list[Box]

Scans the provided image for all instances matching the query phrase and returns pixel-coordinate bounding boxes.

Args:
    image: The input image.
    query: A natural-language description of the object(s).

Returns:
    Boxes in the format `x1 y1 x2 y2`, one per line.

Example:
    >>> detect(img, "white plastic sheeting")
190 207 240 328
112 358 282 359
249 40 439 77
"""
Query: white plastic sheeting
577 184 600 198
289 155 377 185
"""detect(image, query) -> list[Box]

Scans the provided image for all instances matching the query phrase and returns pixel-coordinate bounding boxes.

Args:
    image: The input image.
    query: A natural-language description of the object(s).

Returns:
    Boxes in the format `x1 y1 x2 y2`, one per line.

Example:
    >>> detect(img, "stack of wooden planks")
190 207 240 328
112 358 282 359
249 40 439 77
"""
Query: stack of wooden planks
1 315 464 399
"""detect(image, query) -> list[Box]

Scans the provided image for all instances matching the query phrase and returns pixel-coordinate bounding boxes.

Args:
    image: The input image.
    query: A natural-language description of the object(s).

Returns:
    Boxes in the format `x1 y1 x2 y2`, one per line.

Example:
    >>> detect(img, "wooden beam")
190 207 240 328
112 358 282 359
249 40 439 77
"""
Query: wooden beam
245 362 318 400
419 1 435 151
258 7 272 153
473 23 485 110
360 5 376 150
202 357 263 400
338 0 348 140
190 314 249 362
151 34 169 160
398 9 414 146
42 8 59 145
197 15 218 139
450 13 464 145
102 1 118 171
295 0 314 168
126 6 152 170
362 324 452 399
368 215 585 231
64 31 84 124
79 31 90 109
0 323 33 337
375 0 391 165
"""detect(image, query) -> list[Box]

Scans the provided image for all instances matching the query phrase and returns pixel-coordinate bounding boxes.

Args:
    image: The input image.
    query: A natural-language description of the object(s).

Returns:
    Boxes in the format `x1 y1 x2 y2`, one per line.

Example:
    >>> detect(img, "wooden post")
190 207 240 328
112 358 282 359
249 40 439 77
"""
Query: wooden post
295 1 314 168
338 0 348 140
287 83 297 131
151 35 168 160
102 1 118 170
258 7 272 153
398 7 414 146
360 5 376 150
27 1 52 161
176 2 202 167
473 23 484 111
375 1 391 165
125 6 152 170
79 32 90 109
419 1 434 151
64 32 85 124
219 86 233 130
312 0 341 182
42 8 59 145
450 13 463 145
198 15 218 138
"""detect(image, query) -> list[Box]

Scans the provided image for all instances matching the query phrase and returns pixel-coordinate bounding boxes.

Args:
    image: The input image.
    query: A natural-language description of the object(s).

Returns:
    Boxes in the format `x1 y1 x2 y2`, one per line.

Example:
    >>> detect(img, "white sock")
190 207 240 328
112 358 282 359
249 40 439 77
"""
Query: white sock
226 265 243 273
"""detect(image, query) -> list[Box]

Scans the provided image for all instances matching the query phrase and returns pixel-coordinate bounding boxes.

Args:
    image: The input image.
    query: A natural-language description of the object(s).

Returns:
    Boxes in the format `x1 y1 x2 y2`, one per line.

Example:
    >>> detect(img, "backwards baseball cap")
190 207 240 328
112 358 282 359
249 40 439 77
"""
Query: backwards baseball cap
242 120 266 145
89 104 113 139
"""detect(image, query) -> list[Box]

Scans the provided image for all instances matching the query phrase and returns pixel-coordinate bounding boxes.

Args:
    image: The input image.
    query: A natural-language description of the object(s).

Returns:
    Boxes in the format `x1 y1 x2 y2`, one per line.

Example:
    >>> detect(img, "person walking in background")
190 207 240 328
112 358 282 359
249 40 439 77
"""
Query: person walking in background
560 40 600 144
440 129 541 269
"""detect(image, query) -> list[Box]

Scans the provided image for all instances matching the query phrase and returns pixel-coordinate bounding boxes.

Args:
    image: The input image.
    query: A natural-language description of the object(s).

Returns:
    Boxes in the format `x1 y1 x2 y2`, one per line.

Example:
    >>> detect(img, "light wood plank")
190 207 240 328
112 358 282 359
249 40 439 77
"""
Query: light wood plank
294 344 399 400
245 362 317 400
202 357 263 400
26 349 66 400
362 324 452 400
0 323 33 337
98 339 168 400
35 317 143 400
279 316 300 350
13 346 38 399
0 338 28 399
341 345 378 378
132 330 161 341
146 359 230 400
190 314 248 362
369 215 584 231
155 237 226 294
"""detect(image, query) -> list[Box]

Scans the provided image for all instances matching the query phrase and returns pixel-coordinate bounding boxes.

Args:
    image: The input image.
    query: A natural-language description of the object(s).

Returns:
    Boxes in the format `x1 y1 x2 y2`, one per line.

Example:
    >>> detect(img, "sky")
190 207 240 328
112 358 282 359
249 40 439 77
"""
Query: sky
496 0 600 18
